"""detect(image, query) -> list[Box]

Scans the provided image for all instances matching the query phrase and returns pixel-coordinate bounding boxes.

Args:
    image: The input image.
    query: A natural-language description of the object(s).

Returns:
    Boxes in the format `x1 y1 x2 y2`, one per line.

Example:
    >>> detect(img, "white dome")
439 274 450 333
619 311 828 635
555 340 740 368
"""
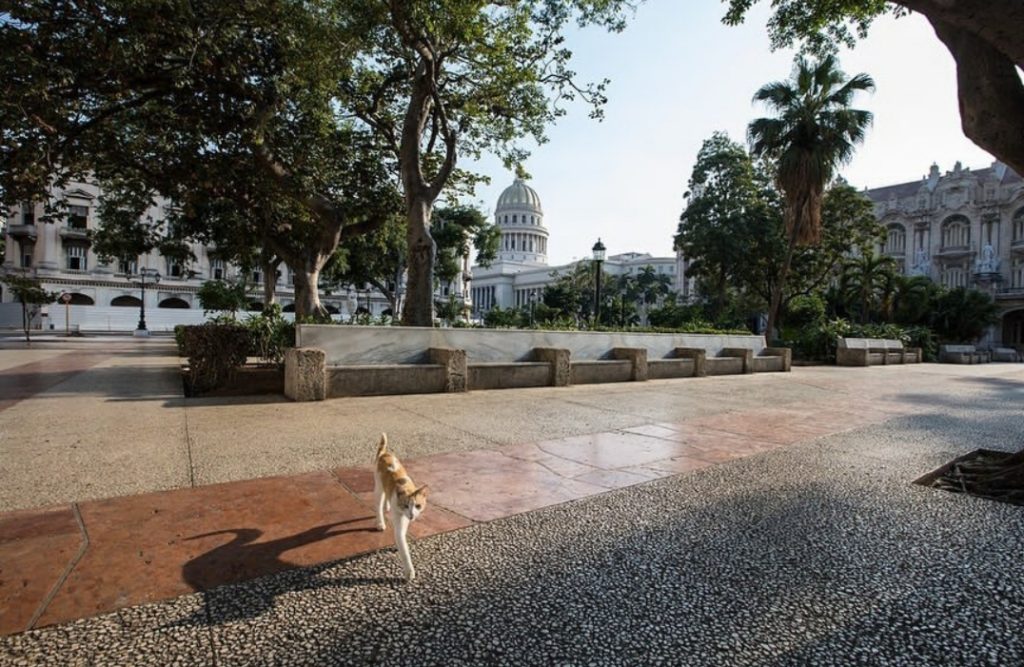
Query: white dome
496 178 542 214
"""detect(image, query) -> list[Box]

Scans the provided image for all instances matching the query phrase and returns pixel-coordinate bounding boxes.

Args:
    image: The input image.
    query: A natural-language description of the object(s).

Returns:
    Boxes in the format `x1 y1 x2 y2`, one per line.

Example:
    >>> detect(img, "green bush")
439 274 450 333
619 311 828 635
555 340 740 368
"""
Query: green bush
242 306 295 366
180 323 250 395
173 324 187 356
786 318 940 363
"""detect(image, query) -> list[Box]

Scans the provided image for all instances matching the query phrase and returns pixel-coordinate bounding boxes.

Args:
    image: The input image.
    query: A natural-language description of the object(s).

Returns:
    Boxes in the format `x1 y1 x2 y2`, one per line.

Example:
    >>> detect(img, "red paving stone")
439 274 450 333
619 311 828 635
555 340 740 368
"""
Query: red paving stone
0 391 903 636
0 351 109 413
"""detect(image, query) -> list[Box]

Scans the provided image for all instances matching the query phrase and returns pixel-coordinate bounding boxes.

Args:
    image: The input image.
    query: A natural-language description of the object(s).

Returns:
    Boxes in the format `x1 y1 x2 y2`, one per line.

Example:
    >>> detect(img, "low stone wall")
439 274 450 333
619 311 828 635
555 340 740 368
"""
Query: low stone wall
284 326 790 400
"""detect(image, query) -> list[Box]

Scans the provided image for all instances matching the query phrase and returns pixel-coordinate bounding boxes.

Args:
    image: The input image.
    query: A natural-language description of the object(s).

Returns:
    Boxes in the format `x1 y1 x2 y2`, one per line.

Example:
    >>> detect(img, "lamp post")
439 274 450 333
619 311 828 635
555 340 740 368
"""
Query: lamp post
592 238 606 327
133 268 161 337
528 288 538 327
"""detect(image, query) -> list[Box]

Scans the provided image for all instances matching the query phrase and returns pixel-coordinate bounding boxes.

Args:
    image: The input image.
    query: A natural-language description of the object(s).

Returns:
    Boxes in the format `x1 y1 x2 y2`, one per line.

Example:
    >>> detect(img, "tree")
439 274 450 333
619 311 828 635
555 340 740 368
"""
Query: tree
930 287 999 343
840 254 897 323
723 1 1024 179
343 0 636 326
196 280 250 318
0 273 57 343
432 205 501 294
748 55 874 337
675 133 768 322
1 1 399 320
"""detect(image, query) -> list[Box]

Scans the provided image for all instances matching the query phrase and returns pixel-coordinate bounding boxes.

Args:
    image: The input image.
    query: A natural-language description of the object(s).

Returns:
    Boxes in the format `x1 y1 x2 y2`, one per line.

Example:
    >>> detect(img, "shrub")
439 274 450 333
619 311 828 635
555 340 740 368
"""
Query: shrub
180 323 250 395
173 324 187 355
242 306 295 366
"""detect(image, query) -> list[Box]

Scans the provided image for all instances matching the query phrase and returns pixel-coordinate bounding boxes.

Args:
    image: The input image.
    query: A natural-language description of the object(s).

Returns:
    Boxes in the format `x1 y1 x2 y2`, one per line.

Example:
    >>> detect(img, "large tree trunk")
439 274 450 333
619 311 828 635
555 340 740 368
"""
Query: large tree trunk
401 197 436 326
289 258 327 321
766 226 799 341
262 256 281 311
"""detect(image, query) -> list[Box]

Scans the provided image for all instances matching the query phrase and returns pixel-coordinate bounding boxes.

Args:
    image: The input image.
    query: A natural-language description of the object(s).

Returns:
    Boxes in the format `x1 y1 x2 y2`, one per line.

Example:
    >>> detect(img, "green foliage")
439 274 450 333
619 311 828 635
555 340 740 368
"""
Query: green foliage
180 324 250 395
930 288 1000 343
786 318 938 363
432 206 500 286
197 280 250 315
174 325 187 356
242 305 295 367
722 1 895 55
0 272 59 342
483 307 522 329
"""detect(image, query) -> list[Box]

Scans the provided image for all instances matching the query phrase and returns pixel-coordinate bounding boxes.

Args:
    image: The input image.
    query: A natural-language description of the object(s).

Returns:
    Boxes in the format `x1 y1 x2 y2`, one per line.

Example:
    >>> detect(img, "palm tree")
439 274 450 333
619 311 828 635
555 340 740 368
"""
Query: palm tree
748 55 875 338
841 254 896 324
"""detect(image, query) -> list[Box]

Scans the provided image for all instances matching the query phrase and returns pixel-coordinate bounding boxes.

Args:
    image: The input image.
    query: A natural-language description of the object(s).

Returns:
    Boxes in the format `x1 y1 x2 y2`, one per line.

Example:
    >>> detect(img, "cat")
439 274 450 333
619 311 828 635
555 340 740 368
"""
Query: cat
372 433 429 581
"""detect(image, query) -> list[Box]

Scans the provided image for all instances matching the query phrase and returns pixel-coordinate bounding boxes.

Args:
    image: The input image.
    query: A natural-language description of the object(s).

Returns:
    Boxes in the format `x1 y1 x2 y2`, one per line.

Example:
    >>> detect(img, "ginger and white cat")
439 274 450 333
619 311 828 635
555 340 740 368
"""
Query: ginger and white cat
372 433 429 581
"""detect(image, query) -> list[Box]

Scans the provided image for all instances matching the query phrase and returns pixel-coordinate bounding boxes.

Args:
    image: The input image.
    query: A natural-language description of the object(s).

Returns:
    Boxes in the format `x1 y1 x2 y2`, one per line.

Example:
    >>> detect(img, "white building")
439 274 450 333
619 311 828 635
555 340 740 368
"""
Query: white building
865 160 1024 348
469 178 684 316
1 179 392 331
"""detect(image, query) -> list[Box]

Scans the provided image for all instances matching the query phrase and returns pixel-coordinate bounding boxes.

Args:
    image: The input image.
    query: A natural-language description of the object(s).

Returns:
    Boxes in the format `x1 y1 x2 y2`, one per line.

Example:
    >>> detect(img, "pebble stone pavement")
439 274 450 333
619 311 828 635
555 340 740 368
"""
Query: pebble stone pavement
2 379 1023 667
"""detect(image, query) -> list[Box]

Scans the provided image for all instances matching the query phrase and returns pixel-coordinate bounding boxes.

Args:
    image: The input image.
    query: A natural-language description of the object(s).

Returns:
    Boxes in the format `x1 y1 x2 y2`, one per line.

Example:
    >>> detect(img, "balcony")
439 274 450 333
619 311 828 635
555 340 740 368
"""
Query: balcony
935 245 972 258
60 227 92 244
7 223 37 241
996 288 1024 301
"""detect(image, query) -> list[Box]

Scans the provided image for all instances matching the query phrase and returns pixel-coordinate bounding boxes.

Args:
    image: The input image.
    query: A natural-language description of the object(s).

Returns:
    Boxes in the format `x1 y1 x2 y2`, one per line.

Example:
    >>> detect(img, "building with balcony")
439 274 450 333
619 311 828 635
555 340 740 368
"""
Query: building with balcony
865 160 1024 347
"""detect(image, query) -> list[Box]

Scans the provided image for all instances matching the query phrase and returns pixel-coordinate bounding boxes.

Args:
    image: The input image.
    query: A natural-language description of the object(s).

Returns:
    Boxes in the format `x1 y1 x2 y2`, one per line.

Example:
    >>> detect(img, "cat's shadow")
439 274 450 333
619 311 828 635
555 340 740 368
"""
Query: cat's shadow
166 519 405 628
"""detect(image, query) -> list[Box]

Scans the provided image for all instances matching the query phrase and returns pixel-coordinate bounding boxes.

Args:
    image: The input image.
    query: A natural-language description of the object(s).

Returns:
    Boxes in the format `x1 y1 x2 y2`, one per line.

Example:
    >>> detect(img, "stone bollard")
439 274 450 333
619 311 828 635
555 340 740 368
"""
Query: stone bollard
284 347 327 401
533 347 572 386
612 347 648 382
673 347 707 377
720 347 754 374
429 347 468 392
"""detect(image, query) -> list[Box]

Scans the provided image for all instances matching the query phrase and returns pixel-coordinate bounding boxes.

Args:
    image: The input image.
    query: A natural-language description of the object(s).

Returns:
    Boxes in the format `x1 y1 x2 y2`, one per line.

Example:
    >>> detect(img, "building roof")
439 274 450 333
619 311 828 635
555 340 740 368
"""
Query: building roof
864 162 1023 203
496 178 543 214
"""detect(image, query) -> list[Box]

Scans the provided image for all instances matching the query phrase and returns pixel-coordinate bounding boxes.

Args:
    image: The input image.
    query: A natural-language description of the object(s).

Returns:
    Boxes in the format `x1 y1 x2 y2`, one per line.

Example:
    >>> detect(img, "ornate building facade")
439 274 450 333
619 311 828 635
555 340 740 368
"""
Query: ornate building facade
865 160 1024 347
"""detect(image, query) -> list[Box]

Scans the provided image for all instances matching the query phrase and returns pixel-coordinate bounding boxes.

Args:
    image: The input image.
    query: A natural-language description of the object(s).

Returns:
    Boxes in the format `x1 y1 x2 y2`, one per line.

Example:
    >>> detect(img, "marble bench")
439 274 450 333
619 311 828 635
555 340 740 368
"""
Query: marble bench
939 344 990 364
991 347 1022 363
836 337 922 366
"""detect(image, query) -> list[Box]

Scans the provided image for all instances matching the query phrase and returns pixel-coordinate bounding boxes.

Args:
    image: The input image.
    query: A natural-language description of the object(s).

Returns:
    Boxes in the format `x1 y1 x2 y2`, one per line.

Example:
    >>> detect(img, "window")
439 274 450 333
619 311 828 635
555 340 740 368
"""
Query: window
941 216 970 248
512 214 518 224
22 251 32 268
252 270 262 284
942 264 967 289
211 259 225 280
66 245 87 271
885 225 906 255
119 258 137 275
1014 209 1024 242
21 203 35 226
1013 259 1024 289
168 260 183 278
68 205 88 230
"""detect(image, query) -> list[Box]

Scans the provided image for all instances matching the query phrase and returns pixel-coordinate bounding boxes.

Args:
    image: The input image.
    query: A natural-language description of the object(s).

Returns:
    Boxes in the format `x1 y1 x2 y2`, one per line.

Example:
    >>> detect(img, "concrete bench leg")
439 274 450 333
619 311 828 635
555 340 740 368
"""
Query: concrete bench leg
429 347 468 392
533 347 571 386
720 347 754 374
285 348 326 401
612 347 648 381
673 347 706 377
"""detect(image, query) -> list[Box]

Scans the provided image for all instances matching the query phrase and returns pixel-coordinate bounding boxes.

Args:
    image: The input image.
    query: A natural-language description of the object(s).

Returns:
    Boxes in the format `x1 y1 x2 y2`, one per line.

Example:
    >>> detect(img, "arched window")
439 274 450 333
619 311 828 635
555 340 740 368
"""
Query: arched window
941 216 970 248
111 295 142 307
1013 208 1024 242
67 293 94 305
884 224 906 255
159 297 190 308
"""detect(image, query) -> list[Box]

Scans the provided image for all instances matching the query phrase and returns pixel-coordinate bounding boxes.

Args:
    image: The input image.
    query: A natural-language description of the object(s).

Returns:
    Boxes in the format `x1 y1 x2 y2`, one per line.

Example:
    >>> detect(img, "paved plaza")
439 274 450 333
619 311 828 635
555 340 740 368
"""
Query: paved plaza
1 337 1023 665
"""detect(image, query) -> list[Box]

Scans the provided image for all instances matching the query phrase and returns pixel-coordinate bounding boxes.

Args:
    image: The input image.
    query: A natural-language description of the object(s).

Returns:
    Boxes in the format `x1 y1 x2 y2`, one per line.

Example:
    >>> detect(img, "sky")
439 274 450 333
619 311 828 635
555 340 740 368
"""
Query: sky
462 0 994 266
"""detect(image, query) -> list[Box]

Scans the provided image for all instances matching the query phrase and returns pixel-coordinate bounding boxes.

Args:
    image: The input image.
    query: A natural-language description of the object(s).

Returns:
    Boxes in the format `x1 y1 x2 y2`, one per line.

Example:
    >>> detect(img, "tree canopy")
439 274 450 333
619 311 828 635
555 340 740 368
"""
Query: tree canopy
723 0 1024 180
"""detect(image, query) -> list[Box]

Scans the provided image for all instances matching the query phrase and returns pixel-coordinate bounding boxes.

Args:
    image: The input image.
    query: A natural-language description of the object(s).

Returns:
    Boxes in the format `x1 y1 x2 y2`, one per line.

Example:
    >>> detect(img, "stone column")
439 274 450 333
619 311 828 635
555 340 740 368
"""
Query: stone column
429 347 468 393
284 348 326 401
533 347 571 386
612 347 648 382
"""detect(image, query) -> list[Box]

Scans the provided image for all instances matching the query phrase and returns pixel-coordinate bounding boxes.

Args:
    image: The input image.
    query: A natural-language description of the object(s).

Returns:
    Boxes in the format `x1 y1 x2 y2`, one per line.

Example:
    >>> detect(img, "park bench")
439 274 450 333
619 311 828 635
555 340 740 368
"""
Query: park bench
836 337 922 367
991 347 1022 363
939 344 990 364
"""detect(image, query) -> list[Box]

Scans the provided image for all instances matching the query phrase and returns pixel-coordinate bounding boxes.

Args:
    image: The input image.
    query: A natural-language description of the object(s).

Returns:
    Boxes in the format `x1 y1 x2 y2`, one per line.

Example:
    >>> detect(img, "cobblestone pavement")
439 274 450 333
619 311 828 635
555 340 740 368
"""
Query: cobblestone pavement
2 360 1023 665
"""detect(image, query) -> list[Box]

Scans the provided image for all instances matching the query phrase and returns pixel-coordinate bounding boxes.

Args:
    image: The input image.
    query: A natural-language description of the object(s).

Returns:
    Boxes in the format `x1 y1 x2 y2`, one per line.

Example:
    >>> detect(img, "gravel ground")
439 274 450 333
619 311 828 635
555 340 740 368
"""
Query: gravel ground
5 397 1024 666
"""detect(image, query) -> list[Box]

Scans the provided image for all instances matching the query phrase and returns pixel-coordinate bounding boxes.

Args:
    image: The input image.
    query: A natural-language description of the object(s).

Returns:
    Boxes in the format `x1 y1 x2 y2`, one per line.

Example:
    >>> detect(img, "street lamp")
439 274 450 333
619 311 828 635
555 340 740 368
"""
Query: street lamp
133 268 161 337
592 238 606 326
528 288 538 327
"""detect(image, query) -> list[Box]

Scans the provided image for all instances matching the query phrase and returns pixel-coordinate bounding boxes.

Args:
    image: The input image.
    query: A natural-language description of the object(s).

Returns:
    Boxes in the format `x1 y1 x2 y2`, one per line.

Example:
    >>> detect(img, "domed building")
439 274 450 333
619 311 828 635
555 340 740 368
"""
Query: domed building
493 178 549 265
469 176 682 318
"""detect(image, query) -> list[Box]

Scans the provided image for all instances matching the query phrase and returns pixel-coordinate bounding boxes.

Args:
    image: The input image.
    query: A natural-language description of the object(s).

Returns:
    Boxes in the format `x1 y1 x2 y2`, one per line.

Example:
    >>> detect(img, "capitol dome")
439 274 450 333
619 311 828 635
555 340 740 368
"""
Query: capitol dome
496 178 543 214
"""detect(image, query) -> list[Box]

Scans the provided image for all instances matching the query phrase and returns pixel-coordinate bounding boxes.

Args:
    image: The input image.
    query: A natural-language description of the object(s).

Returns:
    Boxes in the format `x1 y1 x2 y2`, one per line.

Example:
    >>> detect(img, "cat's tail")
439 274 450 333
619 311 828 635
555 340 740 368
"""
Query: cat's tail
374 432 388 461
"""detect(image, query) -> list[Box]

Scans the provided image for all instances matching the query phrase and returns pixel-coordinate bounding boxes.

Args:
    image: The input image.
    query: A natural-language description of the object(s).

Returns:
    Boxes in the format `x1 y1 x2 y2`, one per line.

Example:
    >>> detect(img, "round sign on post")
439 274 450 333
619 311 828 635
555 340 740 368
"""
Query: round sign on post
60 293 72 336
